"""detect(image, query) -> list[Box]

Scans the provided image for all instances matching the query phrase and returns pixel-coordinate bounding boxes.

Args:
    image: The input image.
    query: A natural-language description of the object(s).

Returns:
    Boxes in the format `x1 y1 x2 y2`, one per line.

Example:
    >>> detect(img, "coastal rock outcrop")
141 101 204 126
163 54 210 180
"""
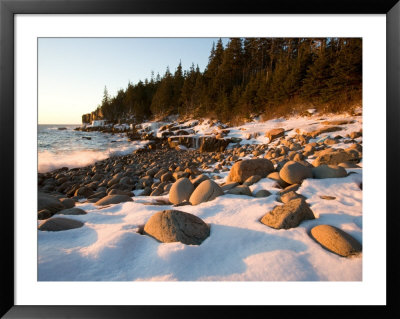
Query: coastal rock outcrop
199 137 231 153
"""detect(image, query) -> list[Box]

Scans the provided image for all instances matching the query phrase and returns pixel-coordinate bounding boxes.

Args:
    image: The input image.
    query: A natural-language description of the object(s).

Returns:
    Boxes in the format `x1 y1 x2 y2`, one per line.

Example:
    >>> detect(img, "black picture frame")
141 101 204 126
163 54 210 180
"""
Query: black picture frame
1 0 399 317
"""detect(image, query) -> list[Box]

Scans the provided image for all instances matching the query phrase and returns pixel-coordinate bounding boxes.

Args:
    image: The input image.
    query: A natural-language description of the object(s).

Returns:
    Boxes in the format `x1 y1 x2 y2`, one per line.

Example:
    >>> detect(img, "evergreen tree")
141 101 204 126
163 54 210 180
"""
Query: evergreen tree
90 37 362 124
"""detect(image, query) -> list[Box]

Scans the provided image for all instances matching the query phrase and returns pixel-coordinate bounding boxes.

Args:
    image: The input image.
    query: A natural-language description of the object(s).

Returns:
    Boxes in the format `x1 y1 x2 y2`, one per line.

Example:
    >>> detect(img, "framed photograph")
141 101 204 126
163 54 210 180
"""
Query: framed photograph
1 0 398 317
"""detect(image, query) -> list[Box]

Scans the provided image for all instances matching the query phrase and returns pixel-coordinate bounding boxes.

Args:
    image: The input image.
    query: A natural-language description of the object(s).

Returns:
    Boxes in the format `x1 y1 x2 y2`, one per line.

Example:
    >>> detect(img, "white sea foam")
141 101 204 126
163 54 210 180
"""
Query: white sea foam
38 141 148 173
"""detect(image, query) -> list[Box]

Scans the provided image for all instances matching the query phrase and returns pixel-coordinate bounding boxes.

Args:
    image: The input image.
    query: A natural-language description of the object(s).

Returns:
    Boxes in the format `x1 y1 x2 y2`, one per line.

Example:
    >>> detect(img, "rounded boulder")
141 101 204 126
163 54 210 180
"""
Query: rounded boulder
38 192 65 214
144 210 210 245
310 225 362 257
56 207 87 215
261 198 315 229
169 177 195 205
189 180 224 205
95 194 133 206
38 217 84 232
228 158 274 184
59 197 75 209
279 161 312 185
312 165 348 179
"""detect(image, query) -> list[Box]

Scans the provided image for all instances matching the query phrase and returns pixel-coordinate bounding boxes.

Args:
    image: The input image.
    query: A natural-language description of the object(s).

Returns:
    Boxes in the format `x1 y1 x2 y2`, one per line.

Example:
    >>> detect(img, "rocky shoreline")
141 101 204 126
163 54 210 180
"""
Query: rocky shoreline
38 121 363 258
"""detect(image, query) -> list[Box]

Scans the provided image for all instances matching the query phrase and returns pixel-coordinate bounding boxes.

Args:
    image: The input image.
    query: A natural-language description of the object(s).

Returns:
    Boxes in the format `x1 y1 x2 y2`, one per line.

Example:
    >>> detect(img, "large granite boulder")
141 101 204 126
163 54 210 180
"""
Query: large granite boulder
312 149 358 166
261 198 315 229
169 177 195 205
189 180 224 205
227 158 274 184
279 161 312 185
144 210 210 245
312 165 348 179
310 225 362 257
38 192 65 214
38 217 84 231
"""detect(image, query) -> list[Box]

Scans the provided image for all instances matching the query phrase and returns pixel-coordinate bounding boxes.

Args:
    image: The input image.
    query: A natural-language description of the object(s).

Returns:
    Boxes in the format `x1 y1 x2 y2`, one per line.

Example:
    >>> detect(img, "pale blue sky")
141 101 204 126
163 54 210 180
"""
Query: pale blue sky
38 38 229 124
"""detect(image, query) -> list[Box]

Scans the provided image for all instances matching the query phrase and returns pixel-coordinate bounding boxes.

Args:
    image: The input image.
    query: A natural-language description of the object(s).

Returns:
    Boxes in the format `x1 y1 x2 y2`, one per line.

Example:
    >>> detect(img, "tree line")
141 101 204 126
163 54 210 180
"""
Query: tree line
86 37 362 124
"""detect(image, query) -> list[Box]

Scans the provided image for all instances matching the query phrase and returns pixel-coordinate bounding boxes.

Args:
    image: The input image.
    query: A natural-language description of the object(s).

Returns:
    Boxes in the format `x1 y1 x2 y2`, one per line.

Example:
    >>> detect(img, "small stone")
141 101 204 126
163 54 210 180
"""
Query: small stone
108 189 133 196
190 174 210 188
56 207 87 215
59 198 75 209
280 191 306 203
243 175 262 186
161 172 173 183
338 162 360 168
227 185 253 196
279 184 300 196
38 209 53 220
95 194 133 206
319 195 336 200
267 172 289 188
74 186 94 198
221 182 239 192
254 190 271 198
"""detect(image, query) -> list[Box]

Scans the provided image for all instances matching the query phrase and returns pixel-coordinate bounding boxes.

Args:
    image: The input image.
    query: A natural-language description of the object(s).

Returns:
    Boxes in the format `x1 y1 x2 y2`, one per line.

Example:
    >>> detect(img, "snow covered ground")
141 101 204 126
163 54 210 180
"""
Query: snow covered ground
38 171 362 281
38 111 363 281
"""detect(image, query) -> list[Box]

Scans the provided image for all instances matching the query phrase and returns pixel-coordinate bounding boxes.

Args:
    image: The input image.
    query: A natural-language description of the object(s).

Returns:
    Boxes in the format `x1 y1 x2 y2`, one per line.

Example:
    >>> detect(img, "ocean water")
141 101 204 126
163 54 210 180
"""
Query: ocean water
38 124 147 173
